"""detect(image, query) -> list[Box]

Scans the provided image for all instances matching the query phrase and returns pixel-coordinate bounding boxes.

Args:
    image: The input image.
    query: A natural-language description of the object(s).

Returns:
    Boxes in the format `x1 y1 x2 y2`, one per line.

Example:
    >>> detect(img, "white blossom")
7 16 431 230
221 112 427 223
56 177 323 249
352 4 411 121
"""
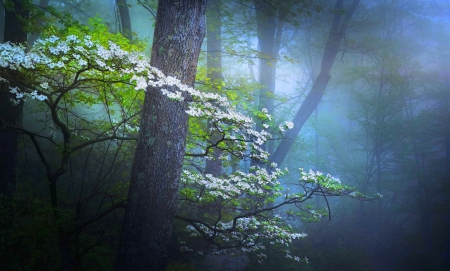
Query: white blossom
30 90 47 101
0 35 357 265
285 121 294 129
39 82 49 89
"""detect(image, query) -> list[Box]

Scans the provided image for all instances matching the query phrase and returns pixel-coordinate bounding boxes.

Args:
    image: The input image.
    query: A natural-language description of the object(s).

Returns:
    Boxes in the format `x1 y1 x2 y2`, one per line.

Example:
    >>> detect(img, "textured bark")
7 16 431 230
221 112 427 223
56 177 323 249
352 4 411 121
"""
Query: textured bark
114 1 207 271
269 0 360 167
0 0 28 196
205 0 224 176
116 0 132 40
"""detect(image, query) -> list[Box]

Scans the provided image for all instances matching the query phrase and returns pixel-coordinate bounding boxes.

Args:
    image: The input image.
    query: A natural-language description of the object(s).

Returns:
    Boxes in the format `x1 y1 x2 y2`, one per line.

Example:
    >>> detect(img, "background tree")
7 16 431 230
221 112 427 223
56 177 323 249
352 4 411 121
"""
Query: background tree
0 0 29 196
270 0 360 167
116 0 132 40
204 0 224 176
0 22 146 270
1 0 449 270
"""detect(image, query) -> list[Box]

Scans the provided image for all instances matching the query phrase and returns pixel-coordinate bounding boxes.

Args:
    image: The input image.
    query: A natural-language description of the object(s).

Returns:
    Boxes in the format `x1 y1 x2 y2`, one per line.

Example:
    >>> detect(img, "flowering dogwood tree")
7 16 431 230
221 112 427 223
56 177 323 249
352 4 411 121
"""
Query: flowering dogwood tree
0 25 149 269
0 29 379 267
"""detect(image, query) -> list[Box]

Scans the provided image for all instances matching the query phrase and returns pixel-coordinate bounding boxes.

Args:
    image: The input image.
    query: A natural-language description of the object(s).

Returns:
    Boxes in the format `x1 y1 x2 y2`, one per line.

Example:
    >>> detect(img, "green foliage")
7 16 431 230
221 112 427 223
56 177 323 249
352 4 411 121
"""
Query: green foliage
20 19 146 140
0 18 140 270
6 1 446 269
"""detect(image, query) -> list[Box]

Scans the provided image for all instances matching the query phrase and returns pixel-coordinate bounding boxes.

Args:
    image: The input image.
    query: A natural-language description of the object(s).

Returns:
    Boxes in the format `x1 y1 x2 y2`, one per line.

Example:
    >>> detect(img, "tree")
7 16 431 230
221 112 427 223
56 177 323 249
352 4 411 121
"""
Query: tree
251 0 319 156
116 0 132 40
26 0 50 49
204 0 224 176
114 1 208 270
0 22 147 270
0 0 29 196
295 2 450 268
253 0 283 154
0 0 73 196
1 2 380 269
269 0 360 167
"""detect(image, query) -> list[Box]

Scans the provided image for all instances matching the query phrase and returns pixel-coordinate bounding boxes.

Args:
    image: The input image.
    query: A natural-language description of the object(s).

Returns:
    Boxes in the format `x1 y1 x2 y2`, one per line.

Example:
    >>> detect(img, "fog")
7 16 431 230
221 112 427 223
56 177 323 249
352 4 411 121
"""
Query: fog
1 0 449 270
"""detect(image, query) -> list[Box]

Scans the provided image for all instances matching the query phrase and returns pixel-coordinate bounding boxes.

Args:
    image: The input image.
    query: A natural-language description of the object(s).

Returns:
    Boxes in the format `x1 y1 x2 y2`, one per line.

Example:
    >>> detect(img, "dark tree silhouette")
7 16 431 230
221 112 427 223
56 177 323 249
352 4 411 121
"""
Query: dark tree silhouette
0 0 29 196
270 0 360 167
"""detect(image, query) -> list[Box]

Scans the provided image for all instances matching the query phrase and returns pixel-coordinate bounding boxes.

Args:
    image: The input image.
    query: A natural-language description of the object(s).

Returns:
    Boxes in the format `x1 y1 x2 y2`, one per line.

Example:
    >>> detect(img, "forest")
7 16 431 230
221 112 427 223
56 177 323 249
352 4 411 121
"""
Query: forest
0 0 449 270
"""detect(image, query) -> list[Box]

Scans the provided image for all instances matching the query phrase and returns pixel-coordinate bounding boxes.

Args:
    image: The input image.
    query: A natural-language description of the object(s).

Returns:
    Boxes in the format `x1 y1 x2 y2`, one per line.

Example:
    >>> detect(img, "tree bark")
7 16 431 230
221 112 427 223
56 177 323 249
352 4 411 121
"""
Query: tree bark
116 0 132 40
269 0 360 167
0 0 29 196
114 1 207 271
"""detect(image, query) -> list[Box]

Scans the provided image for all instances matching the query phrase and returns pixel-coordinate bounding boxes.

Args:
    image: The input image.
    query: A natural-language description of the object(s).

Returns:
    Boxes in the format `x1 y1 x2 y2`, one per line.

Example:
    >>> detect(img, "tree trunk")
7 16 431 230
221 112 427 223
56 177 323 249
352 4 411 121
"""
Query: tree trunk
0 3 4 43
0 0 28 196
205 0 224 176
114 1 207 271
116 0 132 40
269 0 360 167
253 0 281 155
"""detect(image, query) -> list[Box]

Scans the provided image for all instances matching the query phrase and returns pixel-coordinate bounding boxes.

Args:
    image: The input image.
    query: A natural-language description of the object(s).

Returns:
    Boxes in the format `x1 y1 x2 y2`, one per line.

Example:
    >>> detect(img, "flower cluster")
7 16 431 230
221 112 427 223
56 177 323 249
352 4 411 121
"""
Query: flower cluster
7 85 47 104
177 165 380 262
180 166 285 202
279 121 294 132
177 166 314 262
181 214 307 262
298 168 382 200
0 34 283 162
0 33 373 265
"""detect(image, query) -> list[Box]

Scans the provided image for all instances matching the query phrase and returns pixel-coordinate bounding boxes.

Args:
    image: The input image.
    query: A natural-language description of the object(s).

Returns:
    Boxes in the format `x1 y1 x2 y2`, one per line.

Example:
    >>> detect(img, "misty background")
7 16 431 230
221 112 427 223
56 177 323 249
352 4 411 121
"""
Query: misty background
1 0 449 270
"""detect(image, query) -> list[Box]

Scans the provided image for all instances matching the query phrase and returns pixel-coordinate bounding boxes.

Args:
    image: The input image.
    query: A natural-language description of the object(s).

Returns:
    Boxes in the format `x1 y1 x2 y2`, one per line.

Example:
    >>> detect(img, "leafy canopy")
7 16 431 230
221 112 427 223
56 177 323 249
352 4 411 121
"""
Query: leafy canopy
0 24 380 263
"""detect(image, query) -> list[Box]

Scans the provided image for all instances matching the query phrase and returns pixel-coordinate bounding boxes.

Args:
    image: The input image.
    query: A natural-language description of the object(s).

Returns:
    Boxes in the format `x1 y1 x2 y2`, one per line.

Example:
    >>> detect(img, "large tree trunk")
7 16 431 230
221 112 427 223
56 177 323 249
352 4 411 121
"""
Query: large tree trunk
0 0 28 196
114 1 207 271
205 0 224 176
269 0 360 167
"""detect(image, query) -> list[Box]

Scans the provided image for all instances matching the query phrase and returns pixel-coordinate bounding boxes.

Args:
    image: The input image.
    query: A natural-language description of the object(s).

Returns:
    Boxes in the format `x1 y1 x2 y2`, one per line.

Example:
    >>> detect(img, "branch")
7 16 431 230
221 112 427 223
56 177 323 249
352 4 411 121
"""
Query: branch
6 124 52 173
68 200 126 236
137 0 156 19
71 135 137 153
